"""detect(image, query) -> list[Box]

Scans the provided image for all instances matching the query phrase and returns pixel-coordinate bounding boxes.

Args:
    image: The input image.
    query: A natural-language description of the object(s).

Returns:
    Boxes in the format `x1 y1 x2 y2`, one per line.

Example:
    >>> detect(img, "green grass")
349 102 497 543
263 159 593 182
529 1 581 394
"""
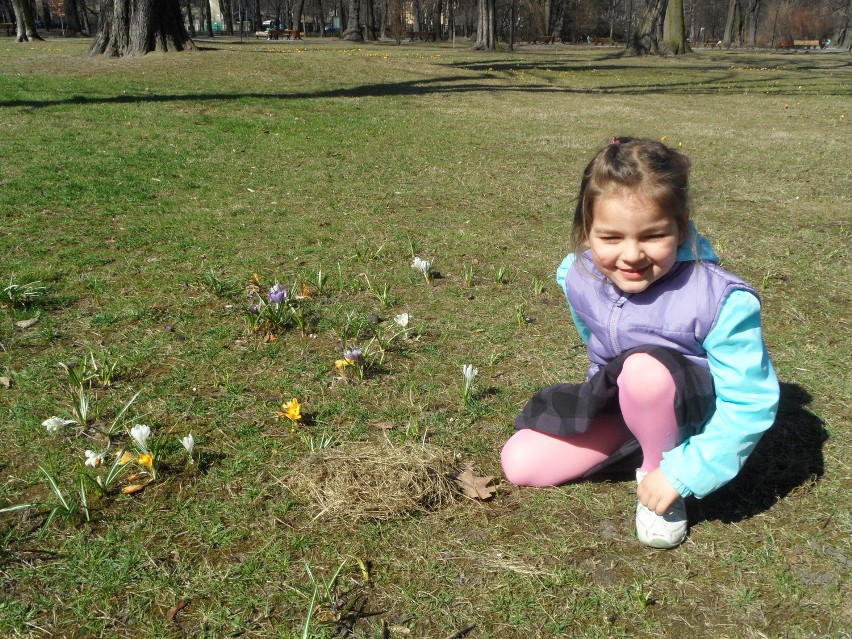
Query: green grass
1 36 850 638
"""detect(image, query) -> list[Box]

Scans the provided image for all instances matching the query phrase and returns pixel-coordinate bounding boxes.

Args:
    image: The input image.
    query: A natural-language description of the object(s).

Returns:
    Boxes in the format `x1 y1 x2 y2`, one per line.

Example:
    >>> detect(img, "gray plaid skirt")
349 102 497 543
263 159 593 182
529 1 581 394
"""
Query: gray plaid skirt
515 346 716 440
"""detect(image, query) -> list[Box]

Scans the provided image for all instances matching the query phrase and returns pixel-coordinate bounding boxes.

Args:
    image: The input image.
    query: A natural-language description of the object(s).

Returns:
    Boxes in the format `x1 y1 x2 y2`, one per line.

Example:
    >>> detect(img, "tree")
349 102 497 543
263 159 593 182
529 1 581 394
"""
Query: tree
630 0 667 54
837 0 852 49
722 0 741 47
662 0 689 53
473 0 496 49
10 0 44 41
742 0 761 46
293 0 307 32
64 0 87 36
342 0 362 39
90 0 196 56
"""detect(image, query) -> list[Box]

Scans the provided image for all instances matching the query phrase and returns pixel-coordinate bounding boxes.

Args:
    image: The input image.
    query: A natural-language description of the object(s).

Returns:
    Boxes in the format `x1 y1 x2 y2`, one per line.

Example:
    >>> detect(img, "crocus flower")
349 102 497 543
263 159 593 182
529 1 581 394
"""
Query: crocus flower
411 257 432 279
278 398 302 422
130 424 151 452
42 416 77 433
137 453 154 468
462 364 479 402
393 313 410 328
268 283 288 304
181 434 195 457
462 364 479 384
335 358 351 374
344 347 363 365
84 449 107 467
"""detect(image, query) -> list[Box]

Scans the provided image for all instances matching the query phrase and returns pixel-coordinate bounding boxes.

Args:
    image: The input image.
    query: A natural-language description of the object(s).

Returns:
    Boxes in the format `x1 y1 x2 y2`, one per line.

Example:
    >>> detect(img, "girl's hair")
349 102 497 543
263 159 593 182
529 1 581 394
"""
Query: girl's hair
571 136 692 252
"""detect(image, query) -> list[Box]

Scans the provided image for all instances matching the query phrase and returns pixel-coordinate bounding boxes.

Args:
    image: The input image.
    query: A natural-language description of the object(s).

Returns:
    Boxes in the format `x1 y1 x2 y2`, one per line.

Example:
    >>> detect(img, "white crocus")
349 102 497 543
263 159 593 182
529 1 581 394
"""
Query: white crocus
84 449 107 467
410 257 432 279
130 424 151 452
462 364 479 385
461 364 479 402
42 416 77 433
393 312 410 329
180 434 195 457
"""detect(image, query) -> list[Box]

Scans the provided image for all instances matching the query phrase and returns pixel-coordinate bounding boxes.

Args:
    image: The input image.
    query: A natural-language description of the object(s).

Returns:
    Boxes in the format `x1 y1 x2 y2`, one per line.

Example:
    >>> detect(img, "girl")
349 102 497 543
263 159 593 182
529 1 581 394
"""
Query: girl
501 137 779 549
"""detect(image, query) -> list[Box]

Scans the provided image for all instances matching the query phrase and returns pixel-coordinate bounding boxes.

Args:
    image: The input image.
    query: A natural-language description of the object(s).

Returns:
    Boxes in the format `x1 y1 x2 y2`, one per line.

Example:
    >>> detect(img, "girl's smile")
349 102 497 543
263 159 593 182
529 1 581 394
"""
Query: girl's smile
588 189 683 293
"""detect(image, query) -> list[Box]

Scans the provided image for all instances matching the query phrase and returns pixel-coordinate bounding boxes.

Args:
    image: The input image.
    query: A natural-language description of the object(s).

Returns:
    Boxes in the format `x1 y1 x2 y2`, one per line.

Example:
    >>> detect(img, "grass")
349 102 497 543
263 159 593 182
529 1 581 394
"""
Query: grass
1 35 850 638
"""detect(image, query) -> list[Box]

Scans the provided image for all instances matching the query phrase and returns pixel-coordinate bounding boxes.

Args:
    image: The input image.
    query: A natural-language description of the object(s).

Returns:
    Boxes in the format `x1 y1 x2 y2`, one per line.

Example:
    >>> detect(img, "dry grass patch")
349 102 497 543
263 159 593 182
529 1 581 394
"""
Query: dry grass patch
283 440 461 521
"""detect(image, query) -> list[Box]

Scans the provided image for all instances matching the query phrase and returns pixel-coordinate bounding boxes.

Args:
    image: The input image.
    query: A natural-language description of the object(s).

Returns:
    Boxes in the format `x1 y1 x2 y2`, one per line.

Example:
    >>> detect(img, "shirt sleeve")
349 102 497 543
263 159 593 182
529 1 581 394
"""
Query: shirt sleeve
556 253 591 345
660 289 780 499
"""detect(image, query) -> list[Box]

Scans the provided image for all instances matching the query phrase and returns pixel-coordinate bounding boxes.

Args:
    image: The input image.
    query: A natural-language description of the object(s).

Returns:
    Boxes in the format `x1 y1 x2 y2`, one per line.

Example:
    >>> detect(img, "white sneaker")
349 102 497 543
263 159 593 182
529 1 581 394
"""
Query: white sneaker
635 469 687 549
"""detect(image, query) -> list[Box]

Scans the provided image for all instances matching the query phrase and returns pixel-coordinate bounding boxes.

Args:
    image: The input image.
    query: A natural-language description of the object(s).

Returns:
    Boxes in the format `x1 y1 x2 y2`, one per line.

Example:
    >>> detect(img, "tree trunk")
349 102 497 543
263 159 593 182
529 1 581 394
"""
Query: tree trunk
292 0 305 31
722 0 740 48
742 0 759 47
473 0 495 49
411 0 420 30
40 0 51 29
64 0 84 35
220 0 233 35
184 0 196 36
630 0 667 54
527 0 545 35
342 0 362 39
202 0 213 35
90 0 196 56
661 0 689 54
80 0 93 32
364 0 376 39
10 0 43 41
839 0 852 51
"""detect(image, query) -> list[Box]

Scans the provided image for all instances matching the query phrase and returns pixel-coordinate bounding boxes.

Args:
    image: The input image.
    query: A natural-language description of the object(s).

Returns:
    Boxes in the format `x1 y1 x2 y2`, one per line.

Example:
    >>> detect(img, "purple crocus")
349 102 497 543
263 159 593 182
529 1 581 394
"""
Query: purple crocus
344 347 363 364
268 283 288 304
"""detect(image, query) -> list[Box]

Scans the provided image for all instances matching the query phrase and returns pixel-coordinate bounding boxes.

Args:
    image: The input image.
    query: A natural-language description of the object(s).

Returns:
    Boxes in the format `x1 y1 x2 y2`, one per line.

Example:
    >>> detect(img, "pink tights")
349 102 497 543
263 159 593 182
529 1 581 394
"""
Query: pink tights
501 353 681 486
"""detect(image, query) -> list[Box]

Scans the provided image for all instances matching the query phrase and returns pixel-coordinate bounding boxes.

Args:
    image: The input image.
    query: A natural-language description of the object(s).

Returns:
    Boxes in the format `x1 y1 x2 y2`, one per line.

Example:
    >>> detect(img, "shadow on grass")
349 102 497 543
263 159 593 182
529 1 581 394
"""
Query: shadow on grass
691 381 828 524
2 57 850 110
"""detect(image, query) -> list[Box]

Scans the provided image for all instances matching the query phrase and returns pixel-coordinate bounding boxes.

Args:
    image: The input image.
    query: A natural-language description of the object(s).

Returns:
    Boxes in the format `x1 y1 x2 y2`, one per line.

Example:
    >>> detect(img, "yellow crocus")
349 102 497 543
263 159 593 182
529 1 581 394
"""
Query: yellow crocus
278 398 302 422
137 453 154 468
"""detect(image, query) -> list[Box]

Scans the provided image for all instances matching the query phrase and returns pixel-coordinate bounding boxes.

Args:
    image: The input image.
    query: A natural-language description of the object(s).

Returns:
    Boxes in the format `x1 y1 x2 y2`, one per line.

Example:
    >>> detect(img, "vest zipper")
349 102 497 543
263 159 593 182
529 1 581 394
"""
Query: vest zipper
609 294 629 355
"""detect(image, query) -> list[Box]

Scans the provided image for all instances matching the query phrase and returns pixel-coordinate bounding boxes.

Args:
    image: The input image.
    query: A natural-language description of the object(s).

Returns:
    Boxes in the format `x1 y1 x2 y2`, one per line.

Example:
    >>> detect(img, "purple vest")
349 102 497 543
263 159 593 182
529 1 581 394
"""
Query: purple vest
566 253 756 373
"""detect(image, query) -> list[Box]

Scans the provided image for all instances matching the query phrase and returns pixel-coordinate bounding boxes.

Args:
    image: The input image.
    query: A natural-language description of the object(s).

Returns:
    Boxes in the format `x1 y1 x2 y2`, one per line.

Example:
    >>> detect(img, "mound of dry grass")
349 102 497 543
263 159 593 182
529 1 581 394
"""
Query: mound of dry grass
282 441 461 521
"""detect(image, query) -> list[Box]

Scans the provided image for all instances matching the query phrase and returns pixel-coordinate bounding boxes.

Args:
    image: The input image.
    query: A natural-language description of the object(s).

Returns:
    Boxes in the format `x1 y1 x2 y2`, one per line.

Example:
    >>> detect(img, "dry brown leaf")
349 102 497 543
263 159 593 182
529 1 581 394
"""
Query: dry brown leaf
454 469 496 501
121 484 147 494
121 478 153 494
166 599 189 621
14 317 39 329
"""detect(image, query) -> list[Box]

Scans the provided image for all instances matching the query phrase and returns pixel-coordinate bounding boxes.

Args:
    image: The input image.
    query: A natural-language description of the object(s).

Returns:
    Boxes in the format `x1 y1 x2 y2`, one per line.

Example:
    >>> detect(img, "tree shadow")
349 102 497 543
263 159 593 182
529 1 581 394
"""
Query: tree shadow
3 50 850 110
689 382 828 524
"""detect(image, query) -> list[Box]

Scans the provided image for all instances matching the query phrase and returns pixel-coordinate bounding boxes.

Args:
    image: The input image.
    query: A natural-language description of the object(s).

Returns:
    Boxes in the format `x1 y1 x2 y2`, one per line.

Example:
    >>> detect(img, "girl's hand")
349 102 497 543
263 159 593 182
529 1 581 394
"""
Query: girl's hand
637 468 681 514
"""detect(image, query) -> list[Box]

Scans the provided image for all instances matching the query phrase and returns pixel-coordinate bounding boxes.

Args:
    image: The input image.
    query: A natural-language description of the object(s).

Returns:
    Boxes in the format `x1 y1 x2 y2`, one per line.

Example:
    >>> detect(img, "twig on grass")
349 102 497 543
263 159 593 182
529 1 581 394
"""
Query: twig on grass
443 624 476 639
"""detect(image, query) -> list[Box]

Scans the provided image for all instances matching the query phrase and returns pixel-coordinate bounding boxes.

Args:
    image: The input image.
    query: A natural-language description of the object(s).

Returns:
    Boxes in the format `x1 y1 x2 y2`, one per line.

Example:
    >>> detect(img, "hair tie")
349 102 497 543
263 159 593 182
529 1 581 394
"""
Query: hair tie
609 137 620 146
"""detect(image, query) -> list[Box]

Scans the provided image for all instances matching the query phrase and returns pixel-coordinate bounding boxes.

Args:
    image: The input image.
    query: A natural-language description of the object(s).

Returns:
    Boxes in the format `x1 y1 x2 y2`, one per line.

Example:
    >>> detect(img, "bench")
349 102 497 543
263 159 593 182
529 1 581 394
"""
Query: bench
1 22 14 36
409 31 437 41
532 35 555 44
792 39 820 49
256 29 300 40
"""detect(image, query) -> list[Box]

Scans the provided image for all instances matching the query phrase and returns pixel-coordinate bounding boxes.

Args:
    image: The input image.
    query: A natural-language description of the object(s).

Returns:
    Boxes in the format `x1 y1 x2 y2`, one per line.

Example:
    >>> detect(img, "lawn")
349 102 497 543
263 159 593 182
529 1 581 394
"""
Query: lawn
0 36 850 638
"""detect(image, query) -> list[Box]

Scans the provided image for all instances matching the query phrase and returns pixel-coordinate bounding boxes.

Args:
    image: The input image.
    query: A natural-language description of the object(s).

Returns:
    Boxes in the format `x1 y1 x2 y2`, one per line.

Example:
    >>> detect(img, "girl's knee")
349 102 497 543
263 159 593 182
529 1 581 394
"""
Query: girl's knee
618 353 675 402
501 433 547 486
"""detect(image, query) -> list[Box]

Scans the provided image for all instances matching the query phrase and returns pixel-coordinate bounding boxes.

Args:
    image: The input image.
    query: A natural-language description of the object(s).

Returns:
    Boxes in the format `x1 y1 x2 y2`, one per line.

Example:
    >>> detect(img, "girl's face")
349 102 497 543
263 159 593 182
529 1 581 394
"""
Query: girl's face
588 188 683 294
